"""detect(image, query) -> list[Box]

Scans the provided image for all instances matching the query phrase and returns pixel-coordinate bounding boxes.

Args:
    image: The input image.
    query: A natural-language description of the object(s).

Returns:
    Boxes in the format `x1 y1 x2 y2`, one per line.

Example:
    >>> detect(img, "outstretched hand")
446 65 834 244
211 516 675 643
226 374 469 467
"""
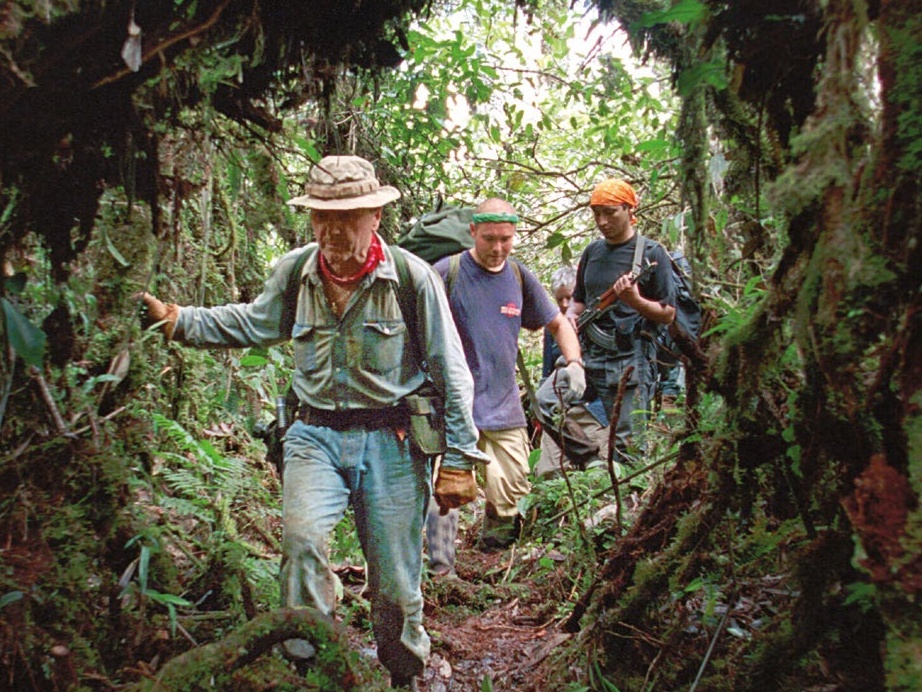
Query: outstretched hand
135 292 180 339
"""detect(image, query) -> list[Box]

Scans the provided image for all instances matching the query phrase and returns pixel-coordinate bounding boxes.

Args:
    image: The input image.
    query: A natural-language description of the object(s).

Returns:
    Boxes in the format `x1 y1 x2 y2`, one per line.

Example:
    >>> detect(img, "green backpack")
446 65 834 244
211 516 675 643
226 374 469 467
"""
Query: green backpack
395 199 475 264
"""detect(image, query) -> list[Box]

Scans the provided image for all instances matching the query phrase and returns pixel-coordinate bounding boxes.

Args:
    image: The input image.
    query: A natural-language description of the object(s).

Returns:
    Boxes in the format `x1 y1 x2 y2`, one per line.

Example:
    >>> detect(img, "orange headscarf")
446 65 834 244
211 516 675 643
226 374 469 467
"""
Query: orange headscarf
590 179 638 224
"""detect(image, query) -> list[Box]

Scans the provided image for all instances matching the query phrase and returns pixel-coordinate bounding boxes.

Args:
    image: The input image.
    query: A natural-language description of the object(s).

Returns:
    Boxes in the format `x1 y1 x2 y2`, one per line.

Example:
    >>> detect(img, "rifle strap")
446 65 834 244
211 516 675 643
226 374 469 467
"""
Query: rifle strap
632 233 646 277
583 234 651 353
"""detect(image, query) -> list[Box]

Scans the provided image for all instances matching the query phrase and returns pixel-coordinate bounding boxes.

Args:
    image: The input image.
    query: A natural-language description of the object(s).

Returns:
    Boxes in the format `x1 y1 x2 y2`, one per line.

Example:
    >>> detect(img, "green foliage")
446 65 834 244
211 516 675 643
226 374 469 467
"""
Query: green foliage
153 413 246 510
8 0 918 689
676 59 728 96
297 0 680 283
121 535 194 634
589 658 624 692
884 624 922 692
843 581 878 613
0 296 45 366
634 0 708 29
885 14 922 173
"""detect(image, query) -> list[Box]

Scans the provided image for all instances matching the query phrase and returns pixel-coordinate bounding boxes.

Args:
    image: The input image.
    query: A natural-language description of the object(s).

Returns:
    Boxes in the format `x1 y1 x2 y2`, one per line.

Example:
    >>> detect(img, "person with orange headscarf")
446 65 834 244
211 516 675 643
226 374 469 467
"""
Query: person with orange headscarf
565 179 676 468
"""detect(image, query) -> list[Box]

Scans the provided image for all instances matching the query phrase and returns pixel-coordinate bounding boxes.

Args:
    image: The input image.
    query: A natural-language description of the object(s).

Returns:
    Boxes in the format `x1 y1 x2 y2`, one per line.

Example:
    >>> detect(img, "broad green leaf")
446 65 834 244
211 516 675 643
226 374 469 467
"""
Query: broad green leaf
102 227 131 268
545 231 566 249
148 591 193 606
239 354 269 367
293 136 320 161
635 0 707 28
139 544 150 593
636 138 670 154
240 348 270 368
1 297 46 366
0 591 23 608
3 272 26 295
676 60 728 96
561 243 572 265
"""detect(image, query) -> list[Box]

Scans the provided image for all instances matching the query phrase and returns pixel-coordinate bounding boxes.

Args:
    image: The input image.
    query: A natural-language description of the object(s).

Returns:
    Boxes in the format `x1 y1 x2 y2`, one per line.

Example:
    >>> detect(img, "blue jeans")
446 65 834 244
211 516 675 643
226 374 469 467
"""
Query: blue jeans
281 420 431 678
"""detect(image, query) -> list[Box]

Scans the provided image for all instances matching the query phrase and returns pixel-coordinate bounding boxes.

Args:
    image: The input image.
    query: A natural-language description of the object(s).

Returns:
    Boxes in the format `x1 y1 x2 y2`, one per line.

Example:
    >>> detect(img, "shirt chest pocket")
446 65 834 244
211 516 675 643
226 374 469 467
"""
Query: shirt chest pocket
361 320 406 374
292 323 326 372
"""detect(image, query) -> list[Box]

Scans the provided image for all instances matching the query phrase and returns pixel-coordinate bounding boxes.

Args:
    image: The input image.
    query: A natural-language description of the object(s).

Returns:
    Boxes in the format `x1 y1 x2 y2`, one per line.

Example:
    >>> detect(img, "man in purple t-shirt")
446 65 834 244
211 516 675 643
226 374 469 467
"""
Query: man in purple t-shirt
426 198 585 572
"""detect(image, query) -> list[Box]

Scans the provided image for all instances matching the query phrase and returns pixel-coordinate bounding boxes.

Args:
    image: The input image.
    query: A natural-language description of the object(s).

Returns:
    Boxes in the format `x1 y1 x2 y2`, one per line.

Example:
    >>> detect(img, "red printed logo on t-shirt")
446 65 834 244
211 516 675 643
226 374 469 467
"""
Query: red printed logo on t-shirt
500 303 521 317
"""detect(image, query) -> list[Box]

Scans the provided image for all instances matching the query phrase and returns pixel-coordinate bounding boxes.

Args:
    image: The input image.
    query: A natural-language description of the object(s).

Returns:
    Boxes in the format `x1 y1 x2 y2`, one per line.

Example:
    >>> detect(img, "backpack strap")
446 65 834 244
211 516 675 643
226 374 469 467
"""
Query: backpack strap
506 259 537 425
446 252 462 296
280 245 316 337
275 245 422 435
445 251 523 296
444 252 535 422
280 244 420 364
390 246 414 322
389 247 423 367
508 257 523 290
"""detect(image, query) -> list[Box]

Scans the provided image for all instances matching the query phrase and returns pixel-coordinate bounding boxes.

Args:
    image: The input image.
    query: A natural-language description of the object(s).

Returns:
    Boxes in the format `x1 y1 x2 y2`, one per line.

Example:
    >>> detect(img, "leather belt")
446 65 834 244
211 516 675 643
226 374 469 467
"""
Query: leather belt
301 404 409 431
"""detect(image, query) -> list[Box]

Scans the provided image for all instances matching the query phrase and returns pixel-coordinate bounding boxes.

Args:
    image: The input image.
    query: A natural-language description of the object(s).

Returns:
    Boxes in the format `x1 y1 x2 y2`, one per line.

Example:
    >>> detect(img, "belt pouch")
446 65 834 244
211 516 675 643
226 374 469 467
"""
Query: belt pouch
404 382 447 455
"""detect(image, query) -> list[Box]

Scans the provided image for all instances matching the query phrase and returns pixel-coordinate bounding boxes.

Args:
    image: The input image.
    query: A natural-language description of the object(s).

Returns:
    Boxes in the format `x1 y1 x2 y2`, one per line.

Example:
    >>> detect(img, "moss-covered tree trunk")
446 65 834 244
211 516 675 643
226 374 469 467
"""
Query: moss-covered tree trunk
570 1 922 689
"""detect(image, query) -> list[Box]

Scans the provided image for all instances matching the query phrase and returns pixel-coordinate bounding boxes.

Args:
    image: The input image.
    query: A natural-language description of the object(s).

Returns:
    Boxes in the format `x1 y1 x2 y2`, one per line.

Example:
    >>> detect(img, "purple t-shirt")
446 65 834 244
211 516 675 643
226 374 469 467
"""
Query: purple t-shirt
434 251 558 430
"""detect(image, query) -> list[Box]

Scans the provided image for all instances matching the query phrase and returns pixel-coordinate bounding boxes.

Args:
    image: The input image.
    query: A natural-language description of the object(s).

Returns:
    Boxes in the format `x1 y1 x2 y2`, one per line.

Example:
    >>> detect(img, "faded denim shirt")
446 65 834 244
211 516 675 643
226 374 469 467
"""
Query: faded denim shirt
173 239 487 470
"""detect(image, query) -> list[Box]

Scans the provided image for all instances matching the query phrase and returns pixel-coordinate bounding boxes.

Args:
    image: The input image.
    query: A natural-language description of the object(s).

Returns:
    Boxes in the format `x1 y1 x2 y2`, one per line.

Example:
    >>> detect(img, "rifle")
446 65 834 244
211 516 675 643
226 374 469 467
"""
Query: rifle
575 260 657 332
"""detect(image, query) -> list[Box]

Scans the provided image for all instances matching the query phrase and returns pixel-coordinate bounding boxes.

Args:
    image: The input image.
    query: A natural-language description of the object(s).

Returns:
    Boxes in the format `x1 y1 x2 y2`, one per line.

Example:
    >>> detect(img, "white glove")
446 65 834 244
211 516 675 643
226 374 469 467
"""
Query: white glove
563 359 586 402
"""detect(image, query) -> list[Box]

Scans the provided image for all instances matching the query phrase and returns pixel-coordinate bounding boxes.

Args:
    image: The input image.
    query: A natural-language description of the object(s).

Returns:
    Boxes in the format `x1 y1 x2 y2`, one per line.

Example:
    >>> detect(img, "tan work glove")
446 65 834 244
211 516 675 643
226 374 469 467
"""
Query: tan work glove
433 467 478 515
138 292 180 340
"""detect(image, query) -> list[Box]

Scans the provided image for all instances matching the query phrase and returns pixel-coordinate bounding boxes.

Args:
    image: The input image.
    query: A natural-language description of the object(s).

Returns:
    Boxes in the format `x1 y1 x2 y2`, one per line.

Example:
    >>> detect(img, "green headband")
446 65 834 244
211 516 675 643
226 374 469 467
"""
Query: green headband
472 212 519 224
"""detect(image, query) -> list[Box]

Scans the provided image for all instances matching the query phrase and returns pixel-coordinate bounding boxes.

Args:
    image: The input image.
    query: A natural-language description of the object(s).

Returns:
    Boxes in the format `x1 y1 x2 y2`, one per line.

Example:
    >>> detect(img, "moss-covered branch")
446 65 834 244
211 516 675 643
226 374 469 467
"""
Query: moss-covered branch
134 607 359 691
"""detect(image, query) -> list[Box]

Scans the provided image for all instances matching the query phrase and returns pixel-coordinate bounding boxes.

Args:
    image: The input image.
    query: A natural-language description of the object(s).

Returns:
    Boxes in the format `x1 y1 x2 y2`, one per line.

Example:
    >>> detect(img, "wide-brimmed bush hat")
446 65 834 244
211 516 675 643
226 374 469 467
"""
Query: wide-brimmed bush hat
287 155 400 210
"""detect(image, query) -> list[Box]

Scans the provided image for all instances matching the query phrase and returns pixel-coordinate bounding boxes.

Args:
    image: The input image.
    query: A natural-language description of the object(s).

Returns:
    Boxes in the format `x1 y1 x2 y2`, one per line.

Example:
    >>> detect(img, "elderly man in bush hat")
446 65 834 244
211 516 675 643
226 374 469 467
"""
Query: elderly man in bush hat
141 154 487 690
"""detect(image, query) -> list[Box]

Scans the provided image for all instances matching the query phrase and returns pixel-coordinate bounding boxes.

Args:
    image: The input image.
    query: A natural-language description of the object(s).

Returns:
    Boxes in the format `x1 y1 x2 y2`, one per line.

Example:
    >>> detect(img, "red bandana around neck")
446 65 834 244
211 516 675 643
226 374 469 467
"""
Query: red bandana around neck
319 234 385 285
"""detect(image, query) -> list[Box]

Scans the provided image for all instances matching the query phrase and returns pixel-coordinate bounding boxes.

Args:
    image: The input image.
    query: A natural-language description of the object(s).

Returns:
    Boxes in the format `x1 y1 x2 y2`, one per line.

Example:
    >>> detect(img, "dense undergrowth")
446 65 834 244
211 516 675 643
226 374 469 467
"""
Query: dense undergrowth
0 217 889 689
